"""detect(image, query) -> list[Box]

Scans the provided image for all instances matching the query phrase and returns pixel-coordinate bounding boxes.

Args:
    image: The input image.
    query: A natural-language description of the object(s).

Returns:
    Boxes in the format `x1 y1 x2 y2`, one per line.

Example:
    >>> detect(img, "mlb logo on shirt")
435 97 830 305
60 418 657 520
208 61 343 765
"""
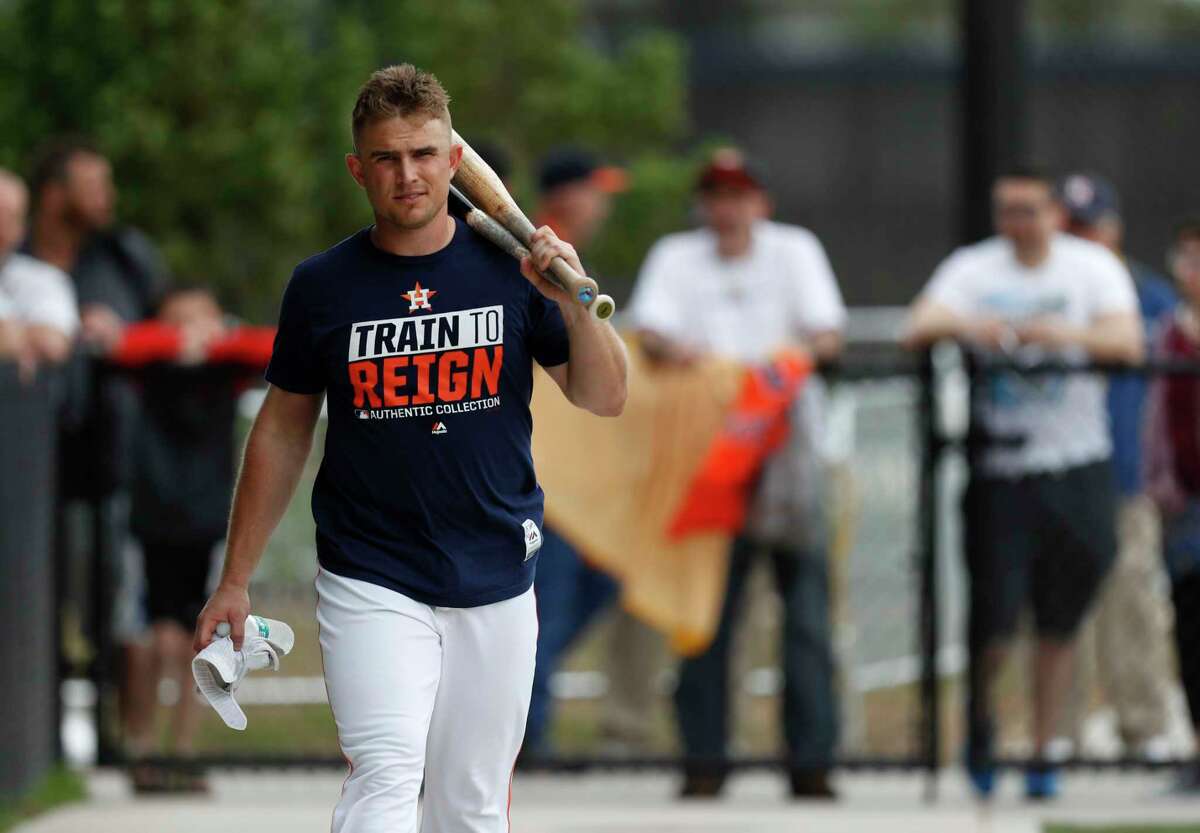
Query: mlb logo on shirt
356 410 370 420
431 421 448 435
522 519 542 561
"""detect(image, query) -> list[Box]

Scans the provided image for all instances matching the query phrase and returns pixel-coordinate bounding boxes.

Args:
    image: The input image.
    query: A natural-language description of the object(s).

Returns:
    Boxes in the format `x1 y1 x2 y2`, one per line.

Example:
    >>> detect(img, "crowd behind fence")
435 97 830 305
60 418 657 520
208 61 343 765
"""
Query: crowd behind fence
5 343 1198 798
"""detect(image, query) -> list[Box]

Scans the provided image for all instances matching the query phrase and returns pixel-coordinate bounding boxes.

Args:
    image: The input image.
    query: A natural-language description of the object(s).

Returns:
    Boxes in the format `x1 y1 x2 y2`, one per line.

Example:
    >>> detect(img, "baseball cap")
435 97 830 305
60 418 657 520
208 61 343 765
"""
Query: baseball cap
696 147 765 193
1058 173 1120 225
537 148 628 195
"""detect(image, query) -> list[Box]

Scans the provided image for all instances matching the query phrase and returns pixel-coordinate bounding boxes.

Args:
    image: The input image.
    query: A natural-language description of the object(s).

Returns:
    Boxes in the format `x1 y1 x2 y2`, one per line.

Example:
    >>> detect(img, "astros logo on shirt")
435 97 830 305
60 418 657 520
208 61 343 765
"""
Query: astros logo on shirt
402 281 437 312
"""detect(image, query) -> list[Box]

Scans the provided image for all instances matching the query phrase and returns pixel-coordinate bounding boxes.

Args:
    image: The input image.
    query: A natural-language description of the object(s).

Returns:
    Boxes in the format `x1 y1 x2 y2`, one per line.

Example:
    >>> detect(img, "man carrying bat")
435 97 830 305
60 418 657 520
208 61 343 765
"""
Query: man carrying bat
191 64 626 832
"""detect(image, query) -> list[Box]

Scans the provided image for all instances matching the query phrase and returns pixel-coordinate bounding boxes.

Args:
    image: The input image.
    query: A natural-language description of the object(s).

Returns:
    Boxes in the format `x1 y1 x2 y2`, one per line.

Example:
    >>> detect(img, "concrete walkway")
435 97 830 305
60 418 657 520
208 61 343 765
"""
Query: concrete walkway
16 769 1200 833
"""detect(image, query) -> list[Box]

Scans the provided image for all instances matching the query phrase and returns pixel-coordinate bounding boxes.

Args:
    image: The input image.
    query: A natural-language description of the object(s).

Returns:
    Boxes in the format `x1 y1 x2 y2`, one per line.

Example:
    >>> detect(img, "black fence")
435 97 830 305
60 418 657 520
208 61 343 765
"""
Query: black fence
6 351 1198 800
0 364 59 797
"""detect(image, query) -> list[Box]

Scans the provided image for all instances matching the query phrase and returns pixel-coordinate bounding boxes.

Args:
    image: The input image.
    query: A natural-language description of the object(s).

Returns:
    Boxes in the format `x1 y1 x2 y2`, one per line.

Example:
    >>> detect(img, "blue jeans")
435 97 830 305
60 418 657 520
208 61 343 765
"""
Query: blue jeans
525 527 618 754
674 537 838 774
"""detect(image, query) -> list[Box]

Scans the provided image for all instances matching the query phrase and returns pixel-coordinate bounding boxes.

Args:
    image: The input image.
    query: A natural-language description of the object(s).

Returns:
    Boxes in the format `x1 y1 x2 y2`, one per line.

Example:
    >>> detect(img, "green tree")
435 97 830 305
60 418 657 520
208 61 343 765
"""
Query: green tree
0 0 321 318
0 0 693 317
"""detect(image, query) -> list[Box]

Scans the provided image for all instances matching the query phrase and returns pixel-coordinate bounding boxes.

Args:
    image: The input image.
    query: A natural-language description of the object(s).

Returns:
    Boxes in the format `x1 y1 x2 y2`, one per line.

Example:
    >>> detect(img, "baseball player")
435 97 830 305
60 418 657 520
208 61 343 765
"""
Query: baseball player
191 64 627 832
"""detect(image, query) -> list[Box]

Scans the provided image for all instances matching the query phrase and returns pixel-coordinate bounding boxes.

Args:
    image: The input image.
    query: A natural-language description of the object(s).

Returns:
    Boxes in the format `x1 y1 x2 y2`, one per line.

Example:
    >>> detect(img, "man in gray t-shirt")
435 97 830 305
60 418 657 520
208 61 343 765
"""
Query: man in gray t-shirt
906 167 1140 800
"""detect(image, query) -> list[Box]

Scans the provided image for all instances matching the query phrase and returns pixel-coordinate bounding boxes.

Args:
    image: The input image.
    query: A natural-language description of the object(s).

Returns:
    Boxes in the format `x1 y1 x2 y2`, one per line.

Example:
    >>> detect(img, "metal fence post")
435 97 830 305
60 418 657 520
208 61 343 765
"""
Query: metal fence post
918 349 942 801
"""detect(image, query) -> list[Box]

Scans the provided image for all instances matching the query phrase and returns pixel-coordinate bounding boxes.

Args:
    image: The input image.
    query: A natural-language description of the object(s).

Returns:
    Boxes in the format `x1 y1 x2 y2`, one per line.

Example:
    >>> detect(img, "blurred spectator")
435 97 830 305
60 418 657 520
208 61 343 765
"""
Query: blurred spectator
25 138 170 761
108 286 274 790
628 147 845 799
525 147 638 757
1144 217 1200 794
0 167 77 372
1054 173 1176 760
905 166 1141 800
469 138 512 185
535 148 627 247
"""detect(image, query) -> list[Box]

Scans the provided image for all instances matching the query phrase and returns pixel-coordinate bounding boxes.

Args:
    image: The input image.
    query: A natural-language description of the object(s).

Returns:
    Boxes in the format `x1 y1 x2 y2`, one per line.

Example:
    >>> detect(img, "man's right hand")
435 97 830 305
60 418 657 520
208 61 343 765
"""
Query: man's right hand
80 303 126 352
966 318 1018 353
193 582 252 653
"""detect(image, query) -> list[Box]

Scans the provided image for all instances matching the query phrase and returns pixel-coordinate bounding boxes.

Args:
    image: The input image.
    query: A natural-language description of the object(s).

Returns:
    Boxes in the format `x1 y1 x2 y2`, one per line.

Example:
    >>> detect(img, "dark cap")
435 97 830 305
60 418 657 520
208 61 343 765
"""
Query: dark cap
1058 173 1120 225
696 147 764 193
470 139 512 184
538 148 628 195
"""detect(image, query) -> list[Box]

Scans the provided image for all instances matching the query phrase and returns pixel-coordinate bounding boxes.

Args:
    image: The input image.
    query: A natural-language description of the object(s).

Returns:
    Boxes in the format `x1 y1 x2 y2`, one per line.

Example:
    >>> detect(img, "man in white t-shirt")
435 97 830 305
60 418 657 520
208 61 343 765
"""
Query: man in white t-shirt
0 168 78 370
905 166 1141 800
628 148 845 800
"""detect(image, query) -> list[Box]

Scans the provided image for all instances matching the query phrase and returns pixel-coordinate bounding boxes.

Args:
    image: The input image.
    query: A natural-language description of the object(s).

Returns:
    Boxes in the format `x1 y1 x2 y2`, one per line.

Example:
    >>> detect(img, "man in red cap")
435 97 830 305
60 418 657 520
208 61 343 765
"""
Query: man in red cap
629 147 846 799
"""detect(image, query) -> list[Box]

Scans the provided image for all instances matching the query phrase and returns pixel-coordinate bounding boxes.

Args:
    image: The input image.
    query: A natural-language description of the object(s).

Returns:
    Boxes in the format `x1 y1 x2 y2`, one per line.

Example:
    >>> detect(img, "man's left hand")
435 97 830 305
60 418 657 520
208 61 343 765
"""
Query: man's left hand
1015 316 1080 350
519 226 581 312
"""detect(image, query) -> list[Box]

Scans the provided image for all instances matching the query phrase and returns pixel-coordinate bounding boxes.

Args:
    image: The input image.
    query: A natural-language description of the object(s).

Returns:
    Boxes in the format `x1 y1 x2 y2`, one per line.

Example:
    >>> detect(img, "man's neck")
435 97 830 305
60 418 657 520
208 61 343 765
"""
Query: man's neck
1013 238 1051 269
30 212 86 272
371 211 456 257
716 225 753 260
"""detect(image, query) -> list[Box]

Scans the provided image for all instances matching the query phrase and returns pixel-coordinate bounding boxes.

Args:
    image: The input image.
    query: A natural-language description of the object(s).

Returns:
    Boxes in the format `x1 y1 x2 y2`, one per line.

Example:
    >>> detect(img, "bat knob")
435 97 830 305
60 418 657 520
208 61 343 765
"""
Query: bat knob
590 295 616 321
216 622 231 638
577 286 596 305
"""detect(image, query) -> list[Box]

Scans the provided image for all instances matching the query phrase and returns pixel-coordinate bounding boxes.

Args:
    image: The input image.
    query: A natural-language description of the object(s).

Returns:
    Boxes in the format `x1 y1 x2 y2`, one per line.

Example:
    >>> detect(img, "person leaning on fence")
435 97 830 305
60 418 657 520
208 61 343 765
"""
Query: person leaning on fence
24 137 172 766
107 286 274 792
524 147 657 759
1052 172 1177 761
904 165 1142 801
1143 217 1200 795
628 147 845 800
0 167 78 375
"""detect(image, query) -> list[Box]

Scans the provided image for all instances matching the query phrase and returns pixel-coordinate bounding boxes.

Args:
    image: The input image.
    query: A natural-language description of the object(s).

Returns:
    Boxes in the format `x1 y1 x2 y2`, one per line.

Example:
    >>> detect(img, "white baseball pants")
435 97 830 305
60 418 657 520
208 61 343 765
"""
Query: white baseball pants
316 568 537 833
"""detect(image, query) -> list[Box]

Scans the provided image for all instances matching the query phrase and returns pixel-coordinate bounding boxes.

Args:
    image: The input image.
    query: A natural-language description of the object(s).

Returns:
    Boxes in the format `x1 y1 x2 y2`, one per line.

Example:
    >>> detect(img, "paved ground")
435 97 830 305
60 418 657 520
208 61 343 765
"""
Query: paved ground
15 769 1200 833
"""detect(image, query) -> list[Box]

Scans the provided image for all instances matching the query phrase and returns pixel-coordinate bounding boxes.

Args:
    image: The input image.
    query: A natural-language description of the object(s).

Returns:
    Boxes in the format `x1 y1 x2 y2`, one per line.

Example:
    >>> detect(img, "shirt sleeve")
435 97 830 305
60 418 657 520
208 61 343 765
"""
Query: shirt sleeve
790 232 846 335
921 248 977 315
626 238 688 339
5 260 79 336
527 285 570 368
264 271 325 394
1088 248 1138 318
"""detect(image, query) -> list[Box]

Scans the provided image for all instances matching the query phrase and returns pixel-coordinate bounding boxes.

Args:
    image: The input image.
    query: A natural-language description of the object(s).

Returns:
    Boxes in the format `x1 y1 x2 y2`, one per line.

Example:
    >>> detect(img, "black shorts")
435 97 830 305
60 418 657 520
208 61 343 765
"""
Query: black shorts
964 460 1117 643
141 539 218 630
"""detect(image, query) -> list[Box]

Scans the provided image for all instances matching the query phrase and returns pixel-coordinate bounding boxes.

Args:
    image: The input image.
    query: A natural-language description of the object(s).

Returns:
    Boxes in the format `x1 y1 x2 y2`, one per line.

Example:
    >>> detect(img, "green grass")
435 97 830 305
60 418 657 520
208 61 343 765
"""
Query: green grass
0 768 86 832
1046 827 1200 833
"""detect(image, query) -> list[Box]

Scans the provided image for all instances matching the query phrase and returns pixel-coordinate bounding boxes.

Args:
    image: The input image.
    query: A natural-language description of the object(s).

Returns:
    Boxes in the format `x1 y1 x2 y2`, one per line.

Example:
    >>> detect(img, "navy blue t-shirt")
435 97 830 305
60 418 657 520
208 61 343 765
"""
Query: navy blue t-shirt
265 219 570 607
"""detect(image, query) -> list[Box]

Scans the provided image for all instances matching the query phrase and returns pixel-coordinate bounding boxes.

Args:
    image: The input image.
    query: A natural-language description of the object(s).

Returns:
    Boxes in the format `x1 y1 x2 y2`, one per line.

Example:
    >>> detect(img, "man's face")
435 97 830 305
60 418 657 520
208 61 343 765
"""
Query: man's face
62 152 116 231
1063 214 1122 252
159 289 222 328
699 186 767 236
347 114 461 232
547 181 612 248
1173 239 1200 308
993 178 1060 251
0 179 28 256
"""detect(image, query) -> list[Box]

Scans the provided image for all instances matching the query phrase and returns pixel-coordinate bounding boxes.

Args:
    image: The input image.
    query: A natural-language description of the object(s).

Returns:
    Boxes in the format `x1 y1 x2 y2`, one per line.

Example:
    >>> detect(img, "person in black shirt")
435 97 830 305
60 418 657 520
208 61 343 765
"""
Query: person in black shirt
192 65 626 831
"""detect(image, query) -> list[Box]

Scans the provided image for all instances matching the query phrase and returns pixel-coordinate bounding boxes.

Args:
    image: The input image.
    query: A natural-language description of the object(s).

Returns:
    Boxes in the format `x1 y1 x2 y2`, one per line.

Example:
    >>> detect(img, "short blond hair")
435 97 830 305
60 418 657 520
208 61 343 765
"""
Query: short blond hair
352 64 451 147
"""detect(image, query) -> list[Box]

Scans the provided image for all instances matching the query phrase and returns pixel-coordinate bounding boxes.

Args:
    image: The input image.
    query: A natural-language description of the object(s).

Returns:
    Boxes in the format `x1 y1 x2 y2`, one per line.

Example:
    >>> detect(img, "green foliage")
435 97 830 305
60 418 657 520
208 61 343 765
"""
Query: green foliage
0 0 691 319
0 767 85 832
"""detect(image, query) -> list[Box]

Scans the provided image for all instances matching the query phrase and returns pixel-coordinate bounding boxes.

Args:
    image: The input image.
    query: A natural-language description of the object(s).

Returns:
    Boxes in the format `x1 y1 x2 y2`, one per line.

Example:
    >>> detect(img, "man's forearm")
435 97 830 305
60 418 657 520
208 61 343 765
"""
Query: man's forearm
220 415 315 588
1076 321 1143 365
560 306 627 416
903 301 971 348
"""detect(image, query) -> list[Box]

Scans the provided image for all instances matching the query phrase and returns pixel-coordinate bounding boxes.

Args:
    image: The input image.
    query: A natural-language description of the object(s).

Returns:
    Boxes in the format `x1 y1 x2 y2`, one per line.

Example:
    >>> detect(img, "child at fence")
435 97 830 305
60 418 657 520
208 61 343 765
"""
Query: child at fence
106 285 274 792
1144 217 1200 795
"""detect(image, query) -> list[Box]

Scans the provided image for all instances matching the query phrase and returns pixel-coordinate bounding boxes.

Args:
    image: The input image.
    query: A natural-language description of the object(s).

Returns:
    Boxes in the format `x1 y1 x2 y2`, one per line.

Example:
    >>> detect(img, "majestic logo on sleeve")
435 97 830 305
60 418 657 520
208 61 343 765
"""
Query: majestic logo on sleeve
348 305 504 421
401 281 437 312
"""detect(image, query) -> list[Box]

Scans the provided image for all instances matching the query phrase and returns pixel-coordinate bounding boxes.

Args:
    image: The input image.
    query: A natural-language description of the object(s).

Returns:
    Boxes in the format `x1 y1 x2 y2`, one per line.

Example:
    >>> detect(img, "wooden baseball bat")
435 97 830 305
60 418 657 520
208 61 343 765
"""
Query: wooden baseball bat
451 130 615 321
